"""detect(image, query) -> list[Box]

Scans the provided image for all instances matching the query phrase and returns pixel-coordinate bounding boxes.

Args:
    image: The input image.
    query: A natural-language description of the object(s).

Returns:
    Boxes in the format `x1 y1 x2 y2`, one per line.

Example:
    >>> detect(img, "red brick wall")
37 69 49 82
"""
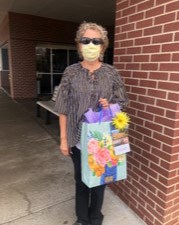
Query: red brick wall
8 12 78 44
7 12 78 99
8 39 37 98
0 15 9 44
112 1 179 225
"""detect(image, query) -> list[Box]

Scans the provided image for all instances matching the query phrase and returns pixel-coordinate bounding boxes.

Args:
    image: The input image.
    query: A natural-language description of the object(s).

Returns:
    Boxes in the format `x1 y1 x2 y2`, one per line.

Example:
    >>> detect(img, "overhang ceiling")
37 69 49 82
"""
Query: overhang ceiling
0 0 116 26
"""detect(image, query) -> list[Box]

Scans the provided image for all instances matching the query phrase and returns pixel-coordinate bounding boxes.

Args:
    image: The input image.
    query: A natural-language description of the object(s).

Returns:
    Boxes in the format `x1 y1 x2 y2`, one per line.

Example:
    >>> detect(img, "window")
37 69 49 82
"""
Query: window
36 45 79 95
36 48 50 73
0 47 9 71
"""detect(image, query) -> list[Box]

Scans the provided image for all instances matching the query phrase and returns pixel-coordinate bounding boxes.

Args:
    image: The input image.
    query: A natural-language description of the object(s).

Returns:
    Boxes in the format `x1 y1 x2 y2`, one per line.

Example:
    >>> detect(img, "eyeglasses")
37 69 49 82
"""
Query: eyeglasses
79 37 103 45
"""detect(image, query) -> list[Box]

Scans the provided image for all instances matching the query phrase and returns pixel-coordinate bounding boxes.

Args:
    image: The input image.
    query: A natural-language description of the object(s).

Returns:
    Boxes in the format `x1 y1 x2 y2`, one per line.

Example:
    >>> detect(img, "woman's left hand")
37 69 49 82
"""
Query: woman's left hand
99 98 109 109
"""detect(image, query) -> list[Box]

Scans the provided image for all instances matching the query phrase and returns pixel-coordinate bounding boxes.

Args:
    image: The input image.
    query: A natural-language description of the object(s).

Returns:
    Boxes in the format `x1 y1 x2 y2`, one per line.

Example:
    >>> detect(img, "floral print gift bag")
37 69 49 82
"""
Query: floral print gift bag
80 107 130 188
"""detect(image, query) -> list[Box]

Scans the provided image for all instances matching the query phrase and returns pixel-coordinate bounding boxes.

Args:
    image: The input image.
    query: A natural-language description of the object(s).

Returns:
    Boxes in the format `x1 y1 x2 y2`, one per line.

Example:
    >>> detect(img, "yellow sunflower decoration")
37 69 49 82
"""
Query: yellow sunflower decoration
112 112 130 130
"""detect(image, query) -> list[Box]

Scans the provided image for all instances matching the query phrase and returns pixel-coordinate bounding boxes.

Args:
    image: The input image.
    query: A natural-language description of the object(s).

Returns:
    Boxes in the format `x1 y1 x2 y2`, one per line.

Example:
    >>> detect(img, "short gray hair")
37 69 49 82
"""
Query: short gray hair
75 22 109 61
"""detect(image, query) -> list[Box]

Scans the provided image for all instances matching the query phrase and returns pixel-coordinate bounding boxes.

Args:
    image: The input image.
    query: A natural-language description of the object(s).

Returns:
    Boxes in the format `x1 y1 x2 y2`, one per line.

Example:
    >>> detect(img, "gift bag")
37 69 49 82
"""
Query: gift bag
81 121 128 188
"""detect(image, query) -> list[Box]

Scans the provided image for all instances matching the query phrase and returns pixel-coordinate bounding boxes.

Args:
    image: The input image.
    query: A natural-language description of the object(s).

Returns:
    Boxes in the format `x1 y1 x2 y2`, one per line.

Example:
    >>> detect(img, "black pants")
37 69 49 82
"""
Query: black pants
71 146 105 225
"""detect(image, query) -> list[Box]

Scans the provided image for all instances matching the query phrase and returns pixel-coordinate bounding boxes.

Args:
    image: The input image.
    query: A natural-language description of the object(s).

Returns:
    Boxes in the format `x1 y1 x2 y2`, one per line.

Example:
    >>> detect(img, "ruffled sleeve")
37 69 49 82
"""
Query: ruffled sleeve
54 67 70 115
110 68 129 110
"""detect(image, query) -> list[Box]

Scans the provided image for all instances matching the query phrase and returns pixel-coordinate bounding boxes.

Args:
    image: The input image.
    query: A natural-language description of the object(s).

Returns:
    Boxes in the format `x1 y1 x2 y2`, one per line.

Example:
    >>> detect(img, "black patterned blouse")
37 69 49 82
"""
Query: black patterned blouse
54 62 128 148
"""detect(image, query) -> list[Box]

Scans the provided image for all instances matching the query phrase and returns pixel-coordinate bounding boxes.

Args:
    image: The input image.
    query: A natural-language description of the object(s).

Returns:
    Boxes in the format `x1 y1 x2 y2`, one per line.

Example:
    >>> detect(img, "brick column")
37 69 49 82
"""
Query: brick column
112 1 179 225
9 39 36 99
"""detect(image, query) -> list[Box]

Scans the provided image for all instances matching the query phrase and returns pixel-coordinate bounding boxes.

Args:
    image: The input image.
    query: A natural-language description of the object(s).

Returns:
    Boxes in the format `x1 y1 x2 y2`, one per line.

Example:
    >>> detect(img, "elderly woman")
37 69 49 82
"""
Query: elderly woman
54 22 128 225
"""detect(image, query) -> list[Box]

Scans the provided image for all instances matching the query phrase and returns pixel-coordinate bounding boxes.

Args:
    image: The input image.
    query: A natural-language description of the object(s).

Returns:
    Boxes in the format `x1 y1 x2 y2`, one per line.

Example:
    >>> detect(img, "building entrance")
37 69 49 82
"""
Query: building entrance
36 45 78 95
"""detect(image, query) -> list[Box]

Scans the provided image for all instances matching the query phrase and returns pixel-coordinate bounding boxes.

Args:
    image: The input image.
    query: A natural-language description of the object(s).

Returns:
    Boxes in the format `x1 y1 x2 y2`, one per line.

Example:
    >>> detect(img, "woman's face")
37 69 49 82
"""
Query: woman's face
79 29 103 62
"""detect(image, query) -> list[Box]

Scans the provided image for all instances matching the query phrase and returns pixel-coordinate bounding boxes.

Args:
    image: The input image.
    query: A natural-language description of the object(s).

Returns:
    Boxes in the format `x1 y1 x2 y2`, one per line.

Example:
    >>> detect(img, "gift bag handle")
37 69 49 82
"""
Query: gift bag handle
98 105 113 123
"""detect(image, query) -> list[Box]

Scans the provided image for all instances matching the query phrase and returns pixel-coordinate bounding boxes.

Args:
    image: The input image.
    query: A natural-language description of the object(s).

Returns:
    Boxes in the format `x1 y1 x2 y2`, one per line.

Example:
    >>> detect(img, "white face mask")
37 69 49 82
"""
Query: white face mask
81 43 101 62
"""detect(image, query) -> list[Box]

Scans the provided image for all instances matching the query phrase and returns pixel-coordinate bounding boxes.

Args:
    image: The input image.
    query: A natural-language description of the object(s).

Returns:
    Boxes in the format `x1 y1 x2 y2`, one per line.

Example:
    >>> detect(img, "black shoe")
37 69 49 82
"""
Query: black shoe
90 215 104 225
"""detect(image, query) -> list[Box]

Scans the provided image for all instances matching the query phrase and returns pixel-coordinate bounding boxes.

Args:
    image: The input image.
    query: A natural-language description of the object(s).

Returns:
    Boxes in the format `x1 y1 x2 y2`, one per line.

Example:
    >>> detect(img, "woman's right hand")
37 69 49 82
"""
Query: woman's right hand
60 138 69 156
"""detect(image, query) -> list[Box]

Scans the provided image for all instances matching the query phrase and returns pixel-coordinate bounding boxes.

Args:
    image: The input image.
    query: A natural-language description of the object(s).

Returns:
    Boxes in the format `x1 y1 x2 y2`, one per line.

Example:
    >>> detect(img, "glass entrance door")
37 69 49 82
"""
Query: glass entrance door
36 46 78 95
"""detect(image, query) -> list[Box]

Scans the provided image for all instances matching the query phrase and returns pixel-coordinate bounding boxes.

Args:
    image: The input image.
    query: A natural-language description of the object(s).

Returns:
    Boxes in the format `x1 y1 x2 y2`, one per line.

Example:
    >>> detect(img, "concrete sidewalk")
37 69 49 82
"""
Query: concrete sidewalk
0 89 146 225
